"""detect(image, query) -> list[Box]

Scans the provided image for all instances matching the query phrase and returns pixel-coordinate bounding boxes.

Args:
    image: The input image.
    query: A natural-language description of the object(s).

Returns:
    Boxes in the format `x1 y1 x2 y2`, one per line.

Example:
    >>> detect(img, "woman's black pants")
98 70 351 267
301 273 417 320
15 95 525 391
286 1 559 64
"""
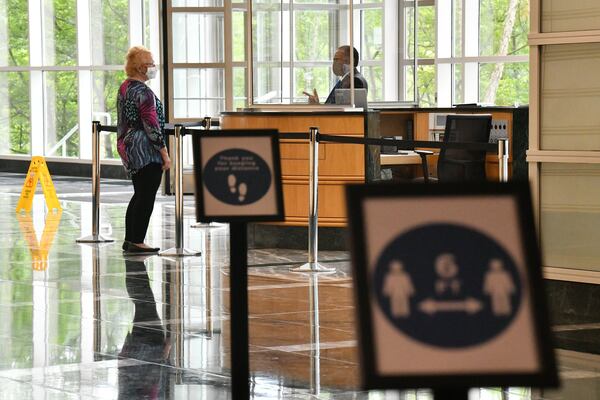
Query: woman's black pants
125 163 163 243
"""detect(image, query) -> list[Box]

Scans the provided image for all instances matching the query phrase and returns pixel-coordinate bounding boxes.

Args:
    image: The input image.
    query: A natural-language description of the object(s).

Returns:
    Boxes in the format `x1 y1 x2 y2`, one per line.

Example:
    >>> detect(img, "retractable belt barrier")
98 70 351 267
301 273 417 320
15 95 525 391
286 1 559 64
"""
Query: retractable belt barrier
293 128 510 274
78 120 215 256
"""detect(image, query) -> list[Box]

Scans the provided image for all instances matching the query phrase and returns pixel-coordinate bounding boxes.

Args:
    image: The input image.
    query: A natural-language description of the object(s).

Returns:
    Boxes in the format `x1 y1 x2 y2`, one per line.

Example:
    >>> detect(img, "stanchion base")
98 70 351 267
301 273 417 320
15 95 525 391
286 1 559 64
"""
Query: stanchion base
291 262 336 274
159 247 202 257
76 234 114 243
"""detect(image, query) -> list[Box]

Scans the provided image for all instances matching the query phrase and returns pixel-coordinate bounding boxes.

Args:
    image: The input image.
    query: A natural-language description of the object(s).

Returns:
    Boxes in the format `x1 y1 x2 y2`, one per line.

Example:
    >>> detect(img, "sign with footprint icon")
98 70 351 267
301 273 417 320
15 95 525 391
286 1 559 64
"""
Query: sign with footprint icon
203 149 272 205
192 130 284 222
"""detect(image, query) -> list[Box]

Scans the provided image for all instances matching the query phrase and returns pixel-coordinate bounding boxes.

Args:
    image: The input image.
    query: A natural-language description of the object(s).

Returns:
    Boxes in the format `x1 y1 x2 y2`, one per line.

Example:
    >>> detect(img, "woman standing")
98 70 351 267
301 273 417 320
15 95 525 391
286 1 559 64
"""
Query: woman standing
117 46 171 253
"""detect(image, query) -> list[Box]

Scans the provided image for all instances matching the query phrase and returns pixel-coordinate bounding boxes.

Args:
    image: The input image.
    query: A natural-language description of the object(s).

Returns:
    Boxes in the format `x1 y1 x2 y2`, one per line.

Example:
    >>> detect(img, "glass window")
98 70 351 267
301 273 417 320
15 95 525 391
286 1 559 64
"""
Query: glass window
93 71 126 160
479 62 528 106
418 5 435 59
417 64 436 106
0 72 31 156
172 13 225 64
541 163 600 272
0 0 160 161
251 0 410 105
453 63 464 105
90 0 130 66
232 9 246 62
44 72 79 158
0 0 29 66
173 68 225 118
43 0 77 66
233 67 247 110
479 0 529 57
453 0 463 57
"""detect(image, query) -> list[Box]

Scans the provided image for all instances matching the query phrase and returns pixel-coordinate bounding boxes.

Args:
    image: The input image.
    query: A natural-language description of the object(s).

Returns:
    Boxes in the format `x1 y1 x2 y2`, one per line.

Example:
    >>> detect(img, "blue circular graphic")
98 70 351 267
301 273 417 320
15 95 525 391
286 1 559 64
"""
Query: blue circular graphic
373 223 522 348
203 149 272 206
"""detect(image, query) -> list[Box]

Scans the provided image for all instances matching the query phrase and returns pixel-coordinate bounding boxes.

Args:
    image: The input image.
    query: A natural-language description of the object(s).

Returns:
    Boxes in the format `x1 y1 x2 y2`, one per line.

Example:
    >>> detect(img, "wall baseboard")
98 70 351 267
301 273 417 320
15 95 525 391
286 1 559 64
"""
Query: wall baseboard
0 158 129 180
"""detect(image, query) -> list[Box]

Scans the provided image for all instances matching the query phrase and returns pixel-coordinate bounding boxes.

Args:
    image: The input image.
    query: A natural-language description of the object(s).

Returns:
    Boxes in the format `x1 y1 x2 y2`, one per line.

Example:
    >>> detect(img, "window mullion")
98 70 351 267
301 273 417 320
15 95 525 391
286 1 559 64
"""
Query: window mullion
224 0 233 111
436 0 452 106
29 0 43 155
464 0 479 102
77 0 91 159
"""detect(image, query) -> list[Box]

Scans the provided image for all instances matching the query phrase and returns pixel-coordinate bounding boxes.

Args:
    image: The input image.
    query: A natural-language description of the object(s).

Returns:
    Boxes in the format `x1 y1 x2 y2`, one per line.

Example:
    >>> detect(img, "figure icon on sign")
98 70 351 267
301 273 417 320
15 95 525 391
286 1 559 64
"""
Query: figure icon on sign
228 174 237 193
483 258 516 316
238 182 247 202
435 253 461 295
383 261 415 317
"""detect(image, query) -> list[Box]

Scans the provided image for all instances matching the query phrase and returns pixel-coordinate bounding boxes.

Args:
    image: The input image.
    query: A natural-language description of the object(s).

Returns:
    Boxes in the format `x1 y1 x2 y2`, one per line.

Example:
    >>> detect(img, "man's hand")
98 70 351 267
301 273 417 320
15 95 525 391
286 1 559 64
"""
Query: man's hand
303 88 320 104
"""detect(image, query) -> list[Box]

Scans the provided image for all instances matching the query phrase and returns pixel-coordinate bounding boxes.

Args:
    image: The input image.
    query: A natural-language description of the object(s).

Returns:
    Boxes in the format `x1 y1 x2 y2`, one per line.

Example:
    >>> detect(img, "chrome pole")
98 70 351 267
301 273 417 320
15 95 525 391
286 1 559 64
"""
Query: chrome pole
160 125 201 257
292 127 334 273
498 138 509 183
175 125 183 249
77 121 113 243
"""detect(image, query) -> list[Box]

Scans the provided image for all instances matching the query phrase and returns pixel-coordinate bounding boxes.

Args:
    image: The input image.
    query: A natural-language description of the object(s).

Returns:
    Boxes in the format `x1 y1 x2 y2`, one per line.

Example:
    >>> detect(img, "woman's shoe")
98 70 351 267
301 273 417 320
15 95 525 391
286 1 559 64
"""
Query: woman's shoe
122 241 130 251
124 242 160 254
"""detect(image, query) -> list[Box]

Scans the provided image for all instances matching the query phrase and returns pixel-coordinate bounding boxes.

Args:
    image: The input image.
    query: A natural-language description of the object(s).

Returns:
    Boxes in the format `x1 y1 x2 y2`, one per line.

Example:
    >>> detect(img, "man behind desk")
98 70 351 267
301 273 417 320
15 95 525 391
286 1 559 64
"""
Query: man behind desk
304 45 368 104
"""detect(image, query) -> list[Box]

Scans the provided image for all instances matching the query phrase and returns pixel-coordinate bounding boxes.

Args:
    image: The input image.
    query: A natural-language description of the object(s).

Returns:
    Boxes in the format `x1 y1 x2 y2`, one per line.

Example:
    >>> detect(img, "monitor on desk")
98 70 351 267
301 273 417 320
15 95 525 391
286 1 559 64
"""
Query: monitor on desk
335 88 368 109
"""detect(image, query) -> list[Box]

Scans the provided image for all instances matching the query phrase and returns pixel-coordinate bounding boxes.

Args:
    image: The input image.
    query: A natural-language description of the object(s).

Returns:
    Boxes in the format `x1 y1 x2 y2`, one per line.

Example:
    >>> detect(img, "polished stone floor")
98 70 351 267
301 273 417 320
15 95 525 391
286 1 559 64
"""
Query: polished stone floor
0 172 597 399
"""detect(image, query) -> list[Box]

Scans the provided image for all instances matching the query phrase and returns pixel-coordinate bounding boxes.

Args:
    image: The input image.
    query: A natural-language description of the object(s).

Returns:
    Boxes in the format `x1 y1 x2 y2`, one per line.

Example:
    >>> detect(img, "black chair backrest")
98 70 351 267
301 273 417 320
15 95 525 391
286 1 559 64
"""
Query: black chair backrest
438 115 492 182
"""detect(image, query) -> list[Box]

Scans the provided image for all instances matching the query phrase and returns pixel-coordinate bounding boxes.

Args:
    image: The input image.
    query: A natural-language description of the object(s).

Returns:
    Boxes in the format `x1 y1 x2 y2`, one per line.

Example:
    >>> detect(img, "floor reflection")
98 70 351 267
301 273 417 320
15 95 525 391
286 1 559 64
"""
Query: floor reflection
118 258 171 399
16 206 62 271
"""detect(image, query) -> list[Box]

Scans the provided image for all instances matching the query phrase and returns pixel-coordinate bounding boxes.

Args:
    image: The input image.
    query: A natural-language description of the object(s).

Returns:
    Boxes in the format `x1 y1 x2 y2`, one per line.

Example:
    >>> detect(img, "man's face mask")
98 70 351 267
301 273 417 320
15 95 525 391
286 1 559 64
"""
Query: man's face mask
333 61 350 77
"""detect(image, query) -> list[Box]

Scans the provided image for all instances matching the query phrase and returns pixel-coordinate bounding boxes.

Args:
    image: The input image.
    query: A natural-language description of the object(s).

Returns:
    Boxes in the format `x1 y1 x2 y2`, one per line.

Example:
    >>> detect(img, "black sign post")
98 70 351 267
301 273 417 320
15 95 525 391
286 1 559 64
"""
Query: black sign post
192 130 284 400
346 182 558 398
229 221 250 400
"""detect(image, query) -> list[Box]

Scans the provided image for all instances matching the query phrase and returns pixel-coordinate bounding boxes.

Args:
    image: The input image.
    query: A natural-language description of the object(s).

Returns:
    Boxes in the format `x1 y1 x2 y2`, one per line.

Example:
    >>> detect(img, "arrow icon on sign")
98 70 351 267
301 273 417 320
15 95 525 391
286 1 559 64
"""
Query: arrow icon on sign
418 297 483 315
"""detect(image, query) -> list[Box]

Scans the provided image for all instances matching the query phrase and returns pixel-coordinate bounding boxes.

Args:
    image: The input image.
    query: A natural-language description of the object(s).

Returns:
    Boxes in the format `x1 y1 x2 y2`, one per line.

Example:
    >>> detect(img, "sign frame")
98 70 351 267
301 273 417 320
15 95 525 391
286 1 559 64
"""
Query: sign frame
346 181 558 390
192 129 284 223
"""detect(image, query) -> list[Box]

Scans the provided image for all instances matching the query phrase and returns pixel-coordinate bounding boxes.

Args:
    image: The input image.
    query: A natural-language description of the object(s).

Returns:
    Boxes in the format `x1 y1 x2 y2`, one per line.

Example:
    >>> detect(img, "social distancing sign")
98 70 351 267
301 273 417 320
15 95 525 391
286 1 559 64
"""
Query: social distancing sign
346 182 557 390
192 130 284 222
16 156 61 213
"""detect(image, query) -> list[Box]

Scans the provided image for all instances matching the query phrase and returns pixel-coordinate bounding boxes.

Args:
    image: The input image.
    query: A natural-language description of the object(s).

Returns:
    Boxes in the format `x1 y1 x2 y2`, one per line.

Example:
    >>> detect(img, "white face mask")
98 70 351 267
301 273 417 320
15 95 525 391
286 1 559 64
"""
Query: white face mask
146 66 157 80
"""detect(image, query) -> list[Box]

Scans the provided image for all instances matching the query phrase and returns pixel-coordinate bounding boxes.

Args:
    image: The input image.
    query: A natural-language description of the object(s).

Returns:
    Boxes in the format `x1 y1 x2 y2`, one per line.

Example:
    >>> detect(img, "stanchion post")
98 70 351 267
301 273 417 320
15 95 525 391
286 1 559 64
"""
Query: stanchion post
498 138 509 183
77 121 114 243
160 125 201 257
292 127 334 273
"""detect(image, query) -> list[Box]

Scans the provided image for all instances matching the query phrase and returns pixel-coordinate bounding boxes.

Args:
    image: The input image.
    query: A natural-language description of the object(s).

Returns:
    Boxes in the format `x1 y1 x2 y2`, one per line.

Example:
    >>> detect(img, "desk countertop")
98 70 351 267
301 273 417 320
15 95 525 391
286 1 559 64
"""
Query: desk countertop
380 152 423 166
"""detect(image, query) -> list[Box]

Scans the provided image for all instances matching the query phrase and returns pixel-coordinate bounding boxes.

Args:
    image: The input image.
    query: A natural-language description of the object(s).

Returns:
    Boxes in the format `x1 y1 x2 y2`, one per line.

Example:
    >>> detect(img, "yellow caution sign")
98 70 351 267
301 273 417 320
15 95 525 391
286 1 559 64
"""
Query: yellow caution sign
16 209 62 271
16 156 62 213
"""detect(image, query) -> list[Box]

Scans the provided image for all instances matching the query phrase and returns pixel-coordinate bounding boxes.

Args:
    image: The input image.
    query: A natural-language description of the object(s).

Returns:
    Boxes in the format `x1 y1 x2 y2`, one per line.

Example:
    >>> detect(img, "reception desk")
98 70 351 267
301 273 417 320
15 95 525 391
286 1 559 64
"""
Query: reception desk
220 106 528 229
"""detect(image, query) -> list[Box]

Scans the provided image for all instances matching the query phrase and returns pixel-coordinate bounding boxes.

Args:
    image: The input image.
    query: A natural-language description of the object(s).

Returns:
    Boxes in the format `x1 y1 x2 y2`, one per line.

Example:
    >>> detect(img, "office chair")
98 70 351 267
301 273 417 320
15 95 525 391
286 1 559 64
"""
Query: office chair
416 115 492 183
